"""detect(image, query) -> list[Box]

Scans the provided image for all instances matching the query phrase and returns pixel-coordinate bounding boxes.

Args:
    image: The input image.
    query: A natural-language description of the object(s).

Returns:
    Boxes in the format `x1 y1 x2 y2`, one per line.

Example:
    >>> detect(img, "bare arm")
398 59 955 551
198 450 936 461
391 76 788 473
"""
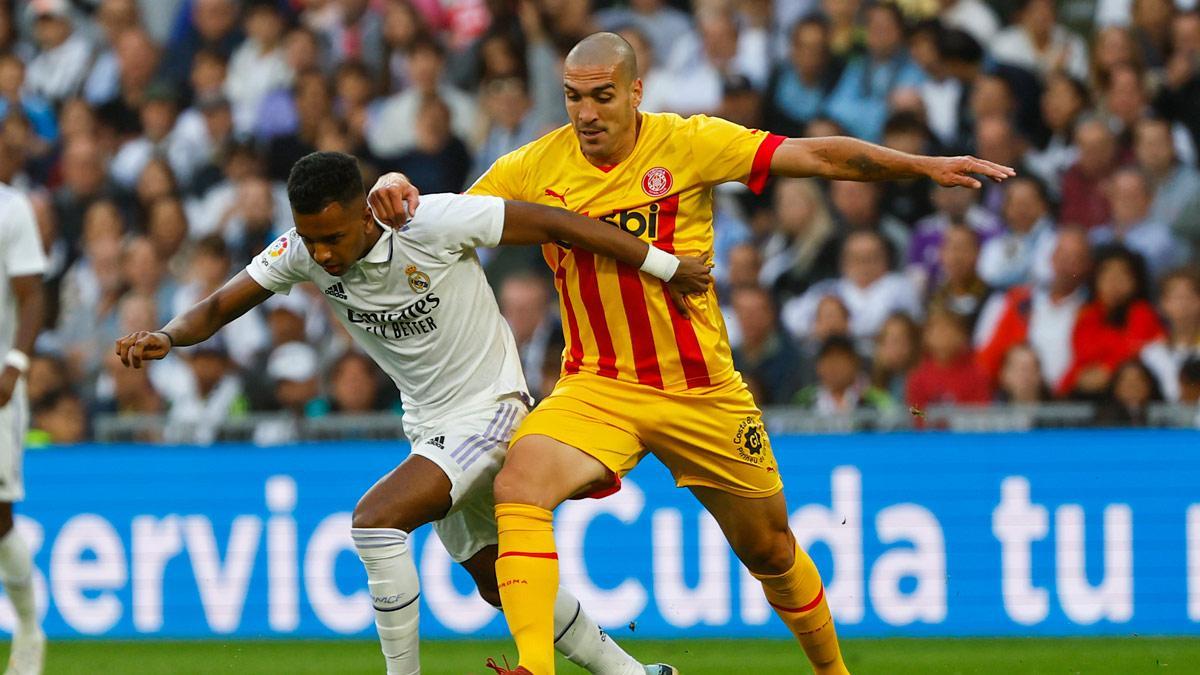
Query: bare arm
0 275 44 407
115 270 273 368
770 137 1016 188
499 200 712 313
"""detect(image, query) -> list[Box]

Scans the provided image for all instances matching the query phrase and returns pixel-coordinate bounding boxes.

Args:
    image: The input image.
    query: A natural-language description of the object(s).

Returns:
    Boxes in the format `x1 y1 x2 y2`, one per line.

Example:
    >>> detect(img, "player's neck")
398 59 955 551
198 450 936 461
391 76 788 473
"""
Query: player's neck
356 222 385 261
583 112 642 168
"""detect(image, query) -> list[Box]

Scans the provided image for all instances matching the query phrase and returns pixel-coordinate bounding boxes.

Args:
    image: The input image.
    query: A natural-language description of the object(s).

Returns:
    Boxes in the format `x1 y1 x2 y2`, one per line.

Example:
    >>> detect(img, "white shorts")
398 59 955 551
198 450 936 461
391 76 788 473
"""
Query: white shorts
407 394 528 563
0 379 27 503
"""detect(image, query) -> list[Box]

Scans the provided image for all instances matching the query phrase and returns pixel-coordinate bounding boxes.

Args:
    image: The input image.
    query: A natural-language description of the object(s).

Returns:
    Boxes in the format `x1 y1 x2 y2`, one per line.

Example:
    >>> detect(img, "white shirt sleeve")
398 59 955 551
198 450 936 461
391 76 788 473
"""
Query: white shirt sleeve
244 230 309 295
2 191 47 278
404 193 506 257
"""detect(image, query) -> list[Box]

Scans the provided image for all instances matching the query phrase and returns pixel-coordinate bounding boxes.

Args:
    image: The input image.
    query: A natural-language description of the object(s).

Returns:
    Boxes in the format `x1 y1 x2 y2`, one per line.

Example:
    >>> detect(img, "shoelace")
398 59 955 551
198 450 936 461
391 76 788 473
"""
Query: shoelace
484 655 512 674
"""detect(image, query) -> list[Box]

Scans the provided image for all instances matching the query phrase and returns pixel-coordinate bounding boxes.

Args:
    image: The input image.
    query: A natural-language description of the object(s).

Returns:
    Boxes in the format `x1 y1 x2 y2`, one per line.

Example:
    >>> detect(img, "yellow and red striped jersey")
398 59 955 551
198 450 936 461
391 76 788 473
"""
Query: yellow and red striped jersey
468 112 784 391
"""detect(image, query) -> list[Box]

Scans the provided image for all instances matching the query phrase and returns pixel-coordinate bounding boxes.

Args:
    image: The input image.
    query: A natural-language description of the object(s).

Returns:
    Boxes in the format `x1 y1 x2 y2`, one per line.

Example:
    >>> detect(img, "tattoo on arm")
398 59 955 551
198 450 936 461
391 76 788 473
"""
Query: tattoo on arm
846 153 889 181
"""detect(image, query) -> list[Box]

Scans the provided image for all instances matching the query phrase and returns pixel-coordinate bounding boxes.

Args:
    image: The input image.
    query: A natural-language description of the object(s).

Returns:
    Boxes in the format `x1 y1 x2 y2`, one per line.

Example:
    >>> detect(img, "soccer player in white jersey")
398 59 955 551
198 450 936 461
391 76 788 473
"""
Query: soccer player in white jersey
0 182 47 675
116 152 708 675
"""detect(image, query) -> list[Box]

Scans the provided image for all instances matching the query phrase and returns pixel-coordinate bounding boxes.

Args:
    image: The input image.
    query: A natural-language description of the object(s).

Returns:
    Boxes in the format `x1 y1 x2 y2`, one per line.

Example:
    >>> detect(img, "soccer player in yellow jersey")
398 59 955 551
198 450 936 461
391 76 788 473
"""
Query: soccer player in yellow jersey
370 32 1013 675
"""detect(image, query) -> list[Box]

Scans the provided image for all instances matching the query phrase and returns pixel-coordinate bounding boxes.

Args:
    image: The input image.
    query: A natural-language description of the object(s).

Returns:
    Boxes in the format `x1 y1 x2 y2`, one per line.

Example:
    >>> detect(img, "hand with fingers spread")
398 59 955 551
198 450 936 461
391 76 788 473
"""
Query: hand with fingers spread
666 255 713 317
115 331 173 369
922 155 1016 189
367 172 421 227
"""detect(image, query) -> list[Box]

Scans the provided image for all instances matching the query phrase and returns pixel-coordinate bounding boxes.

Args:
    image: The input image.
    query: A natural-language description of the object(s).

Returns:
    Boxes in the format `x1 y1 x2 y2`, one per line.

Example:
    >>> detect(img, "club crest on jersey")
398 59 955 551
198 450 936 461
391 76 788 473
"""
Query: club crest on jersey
266 236 288 258
641 167 673 197
406 264 430 293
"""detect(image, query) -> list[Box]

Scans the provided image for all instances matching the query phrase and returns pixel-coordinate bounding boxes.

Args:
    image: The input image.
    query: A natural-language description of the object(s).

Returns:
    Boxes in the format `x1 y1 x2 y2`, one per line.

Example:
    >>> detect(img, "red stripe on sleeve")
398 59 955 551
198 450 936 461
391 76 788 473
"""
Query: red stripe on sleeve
573 250 619 378
651 195 711 387
616 263 664 389
555 249 583 375
747 133 786 195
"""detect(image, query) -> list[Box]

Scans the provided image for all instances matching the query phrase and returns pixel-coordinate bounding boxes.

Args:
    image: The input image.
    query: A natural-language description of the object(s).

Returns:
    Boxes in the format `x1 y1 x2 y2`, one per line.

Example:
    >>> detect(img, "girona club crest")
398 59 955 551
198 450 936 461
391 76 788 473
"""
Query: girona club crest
641 167 673 197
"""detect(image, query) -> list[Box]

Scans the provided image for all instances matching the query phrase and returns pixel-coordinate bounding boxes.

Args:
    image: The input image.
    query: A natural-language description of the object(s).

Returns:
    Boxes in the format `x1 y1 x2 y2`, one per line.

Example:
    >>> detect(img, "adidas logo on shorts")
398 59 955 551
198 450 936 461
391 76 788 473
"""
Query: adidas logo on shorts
324 282 348 300
428 435 445 449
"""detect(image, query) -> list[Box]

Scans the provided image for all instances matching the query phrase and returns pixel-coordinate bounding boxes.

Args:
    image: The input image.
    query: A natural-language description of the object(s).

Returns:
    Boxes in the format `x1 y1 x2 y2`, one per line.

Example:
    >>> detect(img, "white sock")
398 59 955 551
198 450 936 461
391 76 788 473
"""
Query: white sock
0 529 37 633
352 528 421 675
553 587 643 675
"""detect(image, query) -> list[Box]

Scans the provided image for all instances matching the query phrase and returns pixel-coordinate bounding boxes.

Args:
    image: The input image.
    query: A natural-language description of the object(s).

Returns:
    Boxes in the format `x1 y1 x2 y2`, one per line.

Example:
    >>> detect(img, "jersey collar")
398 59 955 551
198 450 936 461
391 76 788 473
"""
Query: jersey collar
360 222 394 265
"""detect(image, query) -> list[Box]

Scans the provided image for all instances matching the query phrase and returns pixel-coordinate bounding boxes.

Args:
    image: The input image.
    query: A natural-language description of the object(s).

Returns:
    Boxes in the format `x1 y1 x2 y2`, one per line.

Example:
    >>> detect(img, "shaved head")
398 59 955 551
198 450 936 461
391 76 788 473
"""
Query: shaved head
565 32 638 84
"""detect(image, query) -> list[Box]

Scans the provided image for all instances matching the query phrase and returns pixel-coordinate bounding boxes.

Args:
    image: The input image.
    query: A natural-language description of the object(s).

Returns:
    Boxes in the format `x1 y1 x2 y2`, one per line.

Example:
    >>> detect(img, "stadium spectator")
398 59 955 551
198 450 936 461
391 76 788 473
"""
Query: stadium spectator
908 185 1001 295
972 115 1031 216
794 335 896 415
1156 11 1200 147
1094 358 1164 426
1180 357 1200 405
0 52 57 147
254 26 322 143
94 27 163 136
761 15 841 139
871 311 923 402
160 0 243 92
109 83 192 188
25 354 67 411
976 227 1093 390
906 308 992 409
366 38 476 160
1141 270 1200 401
499 273 559 400
1134 116 1200 251
978 177 1057 290
161 340 247 445
386 95 471 193
927 224 990 331
265 68 330 181
936 0 1000 45
731 286 804 406
121 236 176 326
595 0 696 68
827 180 910 263
226 0 293 135
173 235 267 369
1026 73 1089 195
824 2 924 142
325 350 392 414
1090 166 1190 277
1060 246 1165 397
988 0 1089 81
472 77 539 183
25 0 94 105
1059 116 1123 229
823 0 866 58
758 178 840 299
797 294 853 389
29 390 88 445
879 111 937 226
783 230 922 345
53 138 115 252
80 0 142 106
996 343 1050 404
254 341 323 445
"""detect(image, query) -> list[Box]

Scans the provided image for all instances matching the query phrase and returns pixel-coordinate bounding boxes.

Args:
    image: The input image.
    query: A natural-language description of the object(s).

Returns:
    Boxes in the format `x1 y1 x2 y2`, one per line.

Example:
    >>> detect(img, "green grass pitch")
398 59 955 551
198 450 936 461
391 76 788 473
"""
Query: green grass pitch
12 637 1198 674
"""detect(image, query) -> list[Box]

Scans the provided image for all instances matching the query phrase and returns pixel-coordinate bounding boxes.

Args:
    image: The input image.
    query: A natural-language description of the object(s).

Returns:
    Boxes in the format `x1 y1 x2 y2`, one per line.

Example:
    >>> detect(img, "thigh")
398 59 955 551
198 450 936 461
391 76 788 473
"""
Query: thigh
0 385 25 504
645 380 783 498
353 454 454 532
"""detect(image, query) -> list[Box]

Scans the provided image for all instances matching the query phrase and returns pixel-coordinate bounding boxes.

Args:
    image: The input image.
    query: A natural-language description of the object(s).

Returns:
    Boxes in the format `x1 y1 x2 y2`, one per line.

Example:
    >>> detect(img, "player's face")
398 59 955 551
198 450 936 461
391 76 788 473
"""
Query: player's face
293 199 374 276
563 63 643 163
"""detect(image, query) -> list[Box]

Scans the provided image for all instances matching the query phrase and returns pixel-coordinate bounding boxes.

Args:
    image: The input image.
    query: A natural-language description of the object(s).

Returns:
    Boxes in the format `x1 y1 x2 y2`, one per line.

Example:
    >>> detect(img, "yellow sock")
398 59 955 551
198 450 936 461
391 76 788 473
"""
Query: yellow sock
753 545 849 675
495 503 559 675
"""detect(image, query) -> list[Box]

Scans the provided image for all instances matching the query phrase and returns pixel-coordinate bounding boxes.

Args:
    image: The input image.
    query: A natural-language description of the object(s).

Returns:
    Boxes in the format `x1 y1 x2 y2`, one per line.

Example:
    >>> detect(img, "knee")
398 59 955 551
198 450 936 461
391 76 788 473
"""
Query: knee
351 498 417 532
492 463 532 505
736 530 796 576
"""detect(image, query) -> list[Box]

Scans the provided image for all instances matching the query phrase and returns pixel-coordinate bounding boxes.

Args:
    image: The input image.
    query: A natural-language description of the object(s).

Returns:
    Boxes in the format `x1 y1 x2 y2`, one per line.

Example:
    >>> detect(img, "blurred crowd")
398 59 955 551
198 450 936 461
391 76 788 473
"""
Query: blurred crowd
4 0 1200 444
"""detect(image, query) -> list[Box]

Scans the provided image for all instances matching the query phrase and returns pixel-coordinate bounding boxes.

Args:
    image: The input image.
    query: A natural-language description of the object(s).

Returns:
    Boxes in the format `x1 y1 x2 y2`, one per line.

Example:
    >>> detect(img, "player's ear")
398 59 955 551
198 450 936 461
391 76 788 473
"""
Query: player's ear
631 78 643 108
362 205 374 230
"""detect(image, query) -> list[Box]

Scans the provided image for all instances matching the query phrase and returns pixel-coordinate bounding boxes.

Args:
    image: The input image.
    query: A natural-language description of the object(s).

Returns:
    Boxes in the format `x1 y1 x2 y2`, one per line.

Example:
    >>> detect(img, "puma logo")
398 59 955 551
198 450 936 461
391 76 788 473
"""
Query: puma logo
545 187 570 207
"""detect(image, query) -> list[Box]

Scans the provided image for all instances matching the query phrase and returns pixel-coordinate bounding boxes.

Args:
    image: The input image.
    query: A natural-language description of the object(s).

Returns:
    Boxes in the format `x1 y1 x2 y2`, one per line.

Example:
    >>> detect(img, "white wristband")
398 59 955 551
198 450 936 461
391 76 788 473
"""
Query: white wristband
640 246 680 281
4 350 30 376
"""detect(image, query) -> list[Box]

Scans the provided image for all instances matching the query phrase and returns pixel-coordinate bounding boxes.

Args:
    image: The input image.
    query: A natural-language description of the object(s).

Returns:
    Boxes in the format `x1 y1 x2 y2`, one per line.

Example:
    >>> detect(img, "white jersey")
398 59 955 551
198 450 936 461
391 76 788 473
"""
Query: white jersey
1 183 47 357
245 193 529 428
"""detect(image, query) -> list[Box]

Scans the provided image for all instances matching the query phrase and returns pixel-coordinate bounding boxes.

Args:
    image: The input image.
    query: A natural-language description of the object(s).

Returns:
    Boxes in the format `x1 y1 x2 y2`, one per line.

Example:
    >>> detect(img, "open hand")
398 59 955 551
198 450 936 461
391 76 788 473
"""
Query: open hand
666 255 713 317
368 172 422 227
115 331 172 369
924 156 1015 189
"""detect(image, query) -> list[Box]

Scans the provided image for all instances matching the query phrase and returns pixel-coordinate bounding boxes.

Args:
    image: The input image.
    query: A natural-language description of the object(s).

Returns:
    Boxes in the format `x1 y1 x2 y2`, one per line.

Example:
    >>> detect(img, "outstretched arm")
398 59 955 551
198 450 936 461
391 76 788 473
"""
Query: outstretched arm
770 136 1015 188
115 271 273 368
499 200 712 314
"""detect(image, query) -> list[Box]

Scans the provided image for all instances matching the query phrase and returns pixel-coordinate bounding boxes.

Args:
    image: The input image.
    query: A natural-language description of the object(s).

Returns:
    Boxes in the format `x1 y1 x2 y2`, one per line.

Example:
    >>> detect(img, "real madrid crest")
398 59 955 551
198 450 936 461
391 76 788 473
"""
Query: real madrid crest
406 264 431 293
641 166 673 197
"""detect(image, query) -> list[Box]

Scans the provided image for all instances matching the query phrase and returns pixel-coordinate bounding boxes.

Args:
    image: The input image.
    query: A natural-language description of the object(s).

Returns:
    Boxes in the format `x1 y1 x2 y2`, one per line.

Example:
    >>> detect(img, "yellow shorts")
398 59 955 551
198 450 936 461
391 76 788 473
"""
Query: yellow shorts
512 372 782 498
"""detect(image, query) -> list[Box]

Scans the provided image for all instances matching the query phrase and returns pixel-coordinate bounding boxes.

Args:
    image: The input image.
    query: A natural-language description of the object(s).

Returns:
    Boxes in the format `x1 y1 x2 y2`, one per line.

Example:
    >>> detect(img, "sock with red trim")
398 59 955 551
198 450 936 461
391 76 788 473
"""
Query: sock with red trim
496 503 559 675
752 545 848 675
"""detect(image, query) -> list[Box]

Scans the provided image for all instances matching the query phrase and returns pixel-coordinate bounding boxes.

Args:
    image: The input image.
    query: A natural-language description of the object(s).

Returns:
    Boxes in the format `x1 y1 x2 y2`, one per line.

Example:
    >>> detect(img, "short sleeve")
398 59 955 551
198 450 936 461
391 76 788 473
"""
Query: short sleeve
466 150 527 201
2 192 46 278
245 231 309 295
404 193 506 256
687 115 785 194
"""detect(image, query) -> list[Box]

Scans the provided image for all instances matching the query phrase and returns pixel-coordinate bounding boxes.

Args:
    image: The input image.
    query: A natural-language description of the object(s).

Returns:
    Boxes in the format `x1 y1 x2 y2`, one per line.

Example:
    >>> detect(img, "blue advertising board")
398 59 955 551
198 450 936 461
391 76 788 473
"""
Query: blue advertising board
5 430 1199 639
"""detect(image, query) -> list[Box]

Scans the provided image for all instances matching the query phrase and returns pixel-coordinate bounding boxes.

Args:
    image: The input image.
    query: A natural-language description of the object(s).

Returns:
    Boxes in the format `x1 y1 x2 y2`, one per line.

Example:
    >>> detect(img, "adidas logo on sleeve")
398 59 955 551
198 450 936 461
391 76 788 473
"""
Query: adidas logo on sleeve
324 282 348 300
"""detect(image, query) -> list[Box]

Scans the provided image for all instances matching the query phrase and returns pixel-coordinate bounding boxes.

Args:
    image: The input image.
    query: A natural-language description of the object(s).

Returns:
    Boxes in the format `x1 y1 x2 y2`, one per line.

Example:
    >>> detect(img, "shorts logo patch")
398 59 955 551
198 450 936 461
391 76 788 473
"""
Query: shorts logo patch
641 167 673 197
735 416 774 469
428 435 444 449
406 264 431 293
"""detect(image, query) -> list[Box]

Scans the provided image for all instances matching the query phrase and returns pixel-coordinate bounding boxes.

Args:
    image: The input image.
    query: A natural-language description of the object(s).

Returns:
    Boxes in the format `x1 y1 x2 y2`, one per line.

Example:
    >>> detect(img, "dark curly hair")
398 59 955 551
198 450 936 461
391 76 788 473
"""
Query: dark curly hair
286 152 364 216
